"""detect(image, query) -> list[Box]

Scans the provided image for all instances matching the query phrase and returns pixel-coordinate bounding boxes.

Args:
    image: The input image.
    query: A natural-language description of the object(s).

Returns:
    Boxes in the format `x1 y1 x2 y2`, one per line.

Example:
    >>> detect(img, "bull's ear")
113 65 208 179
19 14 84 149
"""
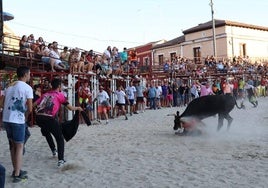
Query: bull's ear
176 111 180 116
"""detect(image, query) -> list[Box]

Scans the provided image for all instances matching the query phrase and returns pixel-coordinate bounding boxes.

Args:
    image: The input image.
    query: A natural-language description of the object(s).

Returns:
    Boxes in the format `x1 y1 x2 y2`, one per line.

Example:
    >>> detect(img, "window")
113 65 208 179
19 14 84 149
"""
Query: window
158 55 164 66
193 47 201 62
144 57 149 66
170 52 176 62
239 43 246 57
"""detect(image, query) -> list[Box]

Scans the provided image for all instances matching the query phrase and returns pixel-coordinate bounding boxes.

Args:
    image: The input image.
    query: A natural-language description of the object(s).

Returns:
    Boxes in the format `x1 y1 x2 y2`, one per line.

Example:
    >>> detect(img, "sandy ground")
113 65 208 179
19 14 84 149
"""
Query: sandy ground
0 97 268 188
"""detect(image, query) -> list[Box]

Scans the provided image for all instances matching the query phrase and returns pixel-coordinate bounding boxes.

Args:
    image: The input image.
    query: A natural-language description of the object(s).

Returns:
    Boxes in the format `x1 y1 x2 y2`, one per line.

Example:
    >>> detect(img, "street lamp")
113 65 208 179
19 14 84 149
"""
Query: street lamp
210 0 217 58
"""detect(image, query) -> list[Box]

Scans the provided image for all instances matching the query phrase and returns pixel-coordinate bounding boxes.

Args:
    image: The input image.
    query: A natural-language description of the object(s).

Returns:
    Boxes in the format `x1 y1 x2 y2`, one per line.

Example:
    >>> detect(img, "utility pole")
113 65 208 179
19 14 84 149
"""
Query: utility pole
210 0 217 58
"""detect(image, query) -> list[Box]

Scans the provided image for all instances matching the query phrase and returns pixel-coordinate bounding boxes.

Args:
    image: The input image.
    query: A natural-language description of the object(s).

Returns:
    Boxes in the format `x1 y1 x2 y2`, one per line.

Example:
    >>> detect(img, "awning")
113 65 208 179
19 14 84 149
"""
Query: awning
2 12 14 21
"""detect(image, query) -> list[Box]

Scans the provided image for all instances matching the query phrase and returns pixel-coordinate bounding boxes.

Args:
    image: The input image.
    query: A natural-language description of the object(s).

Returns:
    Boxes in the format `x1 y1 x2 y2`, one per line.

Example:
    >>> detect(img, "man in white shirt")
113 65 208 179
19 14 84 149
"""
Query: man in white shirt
96 86 110 124
125 82 137 115
2 66 33 183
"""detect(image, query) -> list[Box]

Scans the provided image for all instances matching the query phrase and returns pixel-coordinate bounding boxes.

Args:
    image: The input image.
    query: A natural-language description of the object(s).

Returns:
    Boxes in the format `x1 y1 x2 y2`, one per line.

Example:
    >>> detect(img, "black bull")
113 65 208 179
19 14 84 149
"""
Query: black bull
173 95 244 132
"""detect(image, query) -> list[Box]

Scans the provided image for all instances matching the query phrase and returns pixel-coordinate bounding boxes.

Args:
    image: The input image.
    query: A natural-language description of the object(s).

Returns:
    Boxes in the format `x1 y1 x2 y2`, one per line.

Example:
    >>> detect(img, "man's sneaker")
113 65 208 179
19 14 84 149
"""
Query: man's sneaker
52 149 58 157
57 160 66 168
125 116 128 120
11 170 27 178
13 172 28 183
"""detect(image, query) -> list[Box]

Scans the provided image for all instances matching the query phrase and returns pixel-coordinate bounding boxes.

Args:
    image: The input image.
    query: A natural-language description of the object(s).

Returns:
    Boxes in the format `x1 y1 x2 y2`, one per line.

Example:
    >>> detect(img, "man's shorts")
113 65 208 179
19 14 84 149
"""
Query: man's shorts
3 122 25 143
97 105 109 113
128 99 134 106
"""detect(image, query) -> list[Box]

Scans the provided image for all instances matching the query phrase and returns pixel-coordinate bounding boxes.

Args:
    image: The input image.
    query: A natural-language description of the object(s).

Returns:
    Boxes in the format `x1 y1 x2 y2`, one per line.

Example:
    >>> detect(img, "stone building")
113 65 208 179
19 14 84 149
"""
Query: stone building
152 19 268 66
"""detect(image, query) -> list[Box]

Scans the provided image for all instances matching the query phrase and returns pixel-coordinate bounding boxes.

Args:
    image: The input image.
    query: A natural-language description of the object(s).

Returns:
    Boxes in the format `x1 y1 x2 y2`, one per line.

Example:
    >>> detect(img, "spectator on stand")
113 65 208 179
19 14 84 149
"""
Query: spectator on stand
103 46 112 64
60 46 70 69
19 35 33 59
49 45 66 72
84 50 95 74
120 47 128 72
36 36 45 46
69 48 80 73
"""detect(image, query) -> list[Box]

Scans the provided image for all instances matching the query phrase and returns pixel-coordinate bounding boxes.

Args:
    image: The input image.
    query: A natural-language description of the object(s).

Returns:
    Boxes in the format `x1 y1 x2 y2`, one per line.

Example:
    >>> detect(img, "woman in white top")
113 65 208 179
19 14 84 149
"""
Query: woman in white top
114 86 128 120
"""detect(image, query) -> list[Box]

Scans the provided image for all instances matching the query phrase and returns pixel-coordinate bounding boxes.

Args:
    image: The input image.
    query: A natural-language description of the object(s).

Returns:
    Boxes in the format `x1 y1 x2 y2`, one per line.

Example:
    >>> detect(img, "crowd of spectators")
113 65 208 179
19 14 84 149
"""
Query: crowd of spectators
163 54 267 80
18 34 139 79
16 33 268 110
17 33 268 86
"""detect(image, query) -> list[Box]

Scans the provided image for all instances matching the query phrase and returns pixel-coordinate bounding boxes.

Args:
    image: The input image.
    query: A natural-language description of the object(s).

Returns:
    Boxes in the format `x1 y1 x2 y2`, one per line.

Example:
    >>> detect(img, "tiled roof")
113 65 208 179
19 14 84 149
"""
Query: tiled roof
153 36 185 49
183 19 268 34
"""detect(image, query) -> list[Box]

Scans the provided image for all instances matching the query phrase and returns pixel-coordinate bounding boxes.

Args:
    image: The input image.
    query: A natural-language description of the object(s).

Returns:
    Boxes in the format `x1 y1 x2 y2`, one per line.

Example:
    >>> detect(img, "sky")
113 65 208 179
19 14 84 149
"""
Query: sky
3 0 268 53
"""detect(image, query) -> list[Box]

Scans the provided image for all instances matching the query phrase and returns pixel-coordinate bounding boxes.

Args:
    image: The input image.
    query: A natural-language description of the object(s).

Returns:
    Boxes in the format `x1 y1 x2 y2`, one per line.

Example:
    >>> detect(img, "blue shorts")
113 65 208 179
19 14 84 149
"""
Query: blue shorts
3 122 26 143
128 99 134 106
41 57 50 64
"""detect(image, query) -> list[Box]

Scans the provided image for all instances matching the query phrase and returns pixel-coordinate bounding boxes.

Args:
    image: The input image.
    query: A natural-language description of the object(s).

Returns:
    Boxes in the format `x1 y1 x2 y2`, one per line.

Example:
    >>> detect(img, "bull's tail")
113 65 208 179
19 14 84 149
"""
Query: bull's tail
234 98 245 109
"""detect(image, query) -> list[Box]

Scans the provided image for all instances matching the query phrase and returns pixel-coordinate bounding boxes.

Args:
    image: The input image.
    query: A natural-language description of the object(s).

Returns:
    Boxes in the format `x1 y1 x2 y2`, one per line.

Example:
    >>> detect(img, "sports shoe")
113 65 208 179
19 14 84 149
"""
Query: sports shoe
11 170 28 178
57 160 66 168
12 171 28 183
125 116 128 120
52 149 58 157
